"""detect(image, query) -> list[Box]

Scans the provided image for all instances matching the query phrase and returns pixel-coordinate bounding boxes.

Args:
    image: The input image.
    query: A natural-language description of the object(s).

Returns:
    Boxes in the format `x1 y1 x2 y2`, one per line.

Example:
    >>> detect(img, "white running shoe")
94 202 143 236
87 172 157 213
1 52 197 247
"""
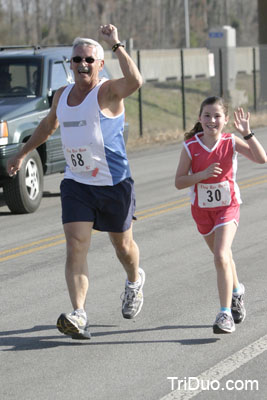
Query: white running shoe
213 312 235 334
57 310 91 340
121 268 145 319
232 283 246 324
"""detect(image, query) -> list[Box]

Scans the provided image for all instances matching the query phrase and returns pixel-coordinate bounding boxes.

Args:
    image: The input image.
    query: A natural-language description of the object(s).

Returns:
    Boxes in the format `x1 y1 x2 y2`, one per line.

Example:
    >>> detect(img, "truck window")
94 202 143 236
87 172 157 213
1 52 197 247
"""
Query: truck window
51 62 70 91
0 60 40 97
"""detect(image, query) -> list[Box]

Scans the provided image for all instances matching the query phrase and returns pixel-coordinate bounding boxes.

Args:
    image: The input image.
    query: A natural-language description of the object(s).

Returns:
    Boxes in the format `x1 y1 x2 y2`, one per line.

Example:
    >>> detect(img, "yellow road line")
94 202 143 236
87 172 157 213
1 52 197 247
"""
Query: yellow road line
0 199 189 262
135 198 190 216
137 202 190 220
1 174 267 263
0 239 66 262
238 174 267 184
239 178 267 189
0 233 65 256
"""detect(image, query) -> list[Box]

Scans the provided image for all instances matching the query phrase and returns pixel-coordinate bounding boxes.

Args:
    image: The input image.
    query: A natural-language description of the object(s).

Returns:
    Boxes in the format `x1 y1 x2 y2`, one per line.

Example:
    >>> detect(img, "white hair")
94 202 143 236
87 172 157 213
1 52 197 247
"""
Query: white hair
72 37 104 60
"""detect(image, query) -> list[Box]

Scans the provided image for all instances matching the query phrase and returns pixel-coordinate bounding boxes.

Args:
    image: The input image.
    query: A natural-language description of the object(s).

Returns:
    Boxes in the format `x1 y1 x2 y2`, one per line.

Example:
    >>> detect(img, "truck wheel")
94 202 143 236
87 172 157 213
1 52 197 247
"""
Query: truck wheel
3 150 44 214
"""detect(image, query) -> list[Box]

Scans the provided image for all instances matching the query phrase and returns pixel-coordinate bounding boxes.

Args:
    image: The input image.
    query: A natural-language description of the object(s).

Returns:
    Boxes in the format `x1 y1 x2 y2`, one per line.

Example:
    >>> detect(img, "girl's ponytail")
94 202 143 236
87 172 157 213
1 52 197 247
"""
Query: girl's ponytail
184 121 203 140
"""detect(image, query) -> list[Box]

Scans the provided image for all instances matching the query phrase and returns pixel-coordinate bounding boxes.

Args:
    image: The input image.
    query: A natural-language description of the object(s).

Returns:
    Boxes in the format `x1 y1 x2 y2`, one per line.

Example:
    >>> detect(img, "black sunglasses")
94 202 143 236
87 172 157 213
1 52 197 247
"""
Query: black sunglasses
72 56 98 64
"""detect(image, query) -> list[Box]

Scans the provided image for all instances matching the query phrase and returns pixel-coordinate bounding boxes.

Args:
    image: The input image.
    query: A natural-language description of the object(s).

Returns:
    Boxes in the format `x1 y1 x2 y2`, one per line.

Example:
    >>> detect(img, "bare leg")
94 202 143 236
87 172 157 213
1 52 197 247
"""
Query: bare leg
109 224 139 282
63 221 93 310
230 252 240 290
204 222 238 308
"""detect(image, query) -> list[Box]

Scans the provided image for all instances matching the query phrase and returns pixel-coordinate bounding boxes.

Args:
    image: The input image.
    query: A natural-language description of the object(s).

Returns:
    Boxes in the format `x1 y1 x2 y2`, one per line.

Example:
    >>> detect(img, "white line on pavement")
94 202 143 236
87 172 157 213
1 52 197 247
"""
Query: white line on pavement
161 333 267 399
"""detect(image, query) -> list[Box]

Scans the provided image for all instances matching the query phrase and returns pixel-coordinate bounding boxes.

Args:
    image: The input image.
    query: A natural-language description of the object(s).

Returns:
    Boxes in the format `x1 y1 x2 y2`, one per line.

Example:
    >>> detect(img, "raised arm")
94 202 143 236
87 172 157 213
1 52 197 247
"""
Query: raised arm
7 88 62 176
234 107 267 163
99 24 143 100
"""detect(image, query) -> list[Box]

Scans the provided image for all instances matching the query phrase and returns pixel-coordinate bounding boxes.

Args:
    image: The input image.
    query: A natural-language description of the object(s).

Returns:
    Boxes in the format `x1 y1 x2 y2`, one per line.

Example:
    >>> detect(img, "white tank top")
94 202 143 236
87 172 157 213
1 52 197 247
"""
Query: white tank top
56 79 131 186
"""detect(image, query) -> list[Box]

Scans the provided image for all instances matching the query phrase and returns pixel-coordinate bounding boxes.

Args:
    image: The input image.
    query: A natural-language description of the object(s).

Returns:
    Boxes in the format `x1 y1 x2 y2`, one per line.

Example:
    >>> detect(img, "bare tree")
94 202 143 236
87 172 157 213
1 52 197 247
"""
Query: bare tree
20 0 32 43
35 0 41 43
0 0 260 48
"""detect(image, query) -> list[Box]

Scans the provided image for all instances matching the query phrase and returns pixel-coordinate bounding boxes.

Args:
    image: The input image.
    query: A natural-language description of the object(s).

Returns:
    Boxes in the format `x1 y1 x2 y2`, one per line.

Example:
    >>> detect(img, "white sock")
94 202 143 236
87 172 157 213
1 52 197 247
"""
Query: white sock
75 309 87 318
127 276 141 288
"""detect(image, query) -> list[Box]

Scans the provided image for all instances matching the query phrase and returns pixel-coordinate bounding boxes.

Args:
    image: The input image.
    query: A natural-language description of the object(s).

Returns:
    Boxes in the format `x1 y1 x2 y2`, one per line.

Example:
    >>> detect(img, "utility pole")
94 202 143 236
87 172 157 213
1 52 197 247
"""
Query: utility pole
184 0 190 48
258 0 267 101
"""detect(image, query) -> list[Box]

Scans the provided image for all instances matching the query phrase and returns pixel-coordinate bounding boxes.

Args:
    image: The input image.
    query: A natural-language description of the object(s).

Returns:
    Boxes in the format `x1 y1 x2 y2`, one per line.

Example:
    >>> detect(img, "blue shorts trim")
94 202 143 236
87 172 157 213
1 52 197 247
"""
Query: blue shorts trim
60 178 136 232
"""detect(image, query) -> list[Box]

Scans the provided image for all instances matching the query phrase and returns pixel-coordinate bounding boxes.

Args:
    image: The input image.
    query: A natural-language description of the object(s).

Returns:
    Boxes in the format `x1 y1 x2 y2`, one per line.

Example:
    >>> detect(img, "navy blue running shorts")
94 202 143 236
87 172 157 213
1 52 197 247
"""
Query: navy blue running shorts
60 177 136 232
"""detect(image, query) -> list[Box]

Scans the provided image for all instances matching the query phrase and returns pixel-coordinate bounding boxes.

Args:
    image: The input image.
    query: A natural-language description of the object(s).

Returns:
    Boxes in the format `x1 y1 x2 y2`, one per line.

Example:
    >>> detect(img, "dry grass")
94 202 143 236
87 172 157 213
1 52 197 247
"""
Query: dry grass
124 76 267 151
250 111 267 128
126 128 184 150
126 111 267 151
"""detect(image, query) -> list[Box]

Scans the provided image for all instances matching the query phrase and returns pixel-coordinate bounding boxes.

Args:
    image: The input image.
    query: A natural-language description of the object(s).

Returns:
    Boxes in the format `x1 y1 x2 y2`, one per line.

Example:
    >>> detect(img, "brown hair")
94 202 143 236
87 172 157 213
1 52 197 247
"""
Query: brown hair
184 96 228 140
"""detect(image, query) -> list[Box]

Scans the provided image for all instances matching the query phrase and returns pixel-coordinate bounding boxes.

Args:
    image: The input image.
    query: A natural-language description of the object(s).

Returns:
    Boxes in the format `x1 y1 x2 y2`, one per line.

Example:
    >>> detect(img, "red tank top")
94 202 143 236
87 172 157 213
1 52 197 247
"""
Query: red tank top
184 132 242 210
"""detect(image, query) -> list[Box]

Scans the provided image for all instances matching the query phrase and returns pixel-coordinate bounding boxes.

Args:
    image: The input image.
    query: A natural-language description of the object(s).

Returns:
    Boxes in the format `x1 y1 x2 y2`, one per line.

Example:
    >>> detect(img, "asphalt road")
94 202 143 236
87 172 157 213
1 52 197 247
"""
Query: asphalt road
1 128 267 400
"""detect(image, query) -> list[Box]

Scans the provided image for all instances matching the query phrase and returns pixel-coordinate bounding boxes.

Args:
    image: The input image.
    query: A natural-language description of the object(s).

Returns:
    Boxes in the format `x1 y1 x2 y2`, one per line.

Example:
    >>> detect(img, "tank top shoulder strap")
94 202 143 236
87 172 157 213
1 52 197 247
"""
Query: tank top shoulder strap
57 84 74 109
93 77 108 96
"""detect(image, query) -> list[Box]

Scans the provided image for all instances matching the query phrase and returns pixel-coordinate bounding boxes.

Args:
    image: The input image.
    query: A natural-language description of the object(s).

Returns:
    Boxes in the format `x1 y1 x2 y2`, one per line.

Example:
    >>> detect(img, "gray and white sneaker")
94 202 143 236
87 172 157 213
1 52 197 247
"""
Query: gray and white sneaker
121 268 145 319
213 312 235 334
57 311 91 340
231 283 246 324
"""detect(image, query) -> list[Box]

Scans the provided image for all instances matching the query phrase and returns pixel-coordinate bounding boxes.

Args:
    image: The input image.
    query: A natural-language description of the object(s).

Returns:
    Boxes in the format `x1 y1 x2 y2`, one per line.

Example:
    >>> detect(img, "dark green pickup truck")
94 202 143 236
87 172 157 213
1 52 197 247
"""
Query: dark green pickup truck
0 45 127 214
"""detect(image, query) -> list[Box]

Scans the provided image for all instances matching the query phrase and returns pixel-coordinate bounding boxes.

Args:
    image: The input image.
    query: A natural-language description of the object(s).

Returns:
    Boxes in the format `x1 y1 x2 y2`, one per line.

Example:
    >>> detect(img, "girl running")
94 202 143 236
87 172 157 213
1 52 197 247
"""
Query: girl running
175 96 266 334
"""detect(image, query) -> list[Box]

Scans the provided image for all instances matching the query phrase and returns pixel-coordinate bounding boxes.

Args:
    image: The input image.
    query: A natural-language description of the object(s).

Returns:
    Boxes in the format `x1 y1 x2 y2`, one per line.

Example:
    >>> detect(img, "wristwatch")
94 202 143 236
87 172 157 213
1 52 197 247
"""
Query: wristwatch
112 42 125 52
243 132 254 140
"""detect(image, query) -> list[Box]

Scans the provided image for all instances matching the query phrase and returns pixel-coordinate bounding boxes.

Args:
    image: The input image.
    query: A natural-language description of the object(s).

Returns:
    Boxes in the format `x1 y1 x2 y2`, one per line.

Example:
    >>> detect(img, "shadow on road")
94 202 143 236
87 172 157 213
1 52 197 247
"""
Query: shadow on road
0 324 219 351
43 191 60 198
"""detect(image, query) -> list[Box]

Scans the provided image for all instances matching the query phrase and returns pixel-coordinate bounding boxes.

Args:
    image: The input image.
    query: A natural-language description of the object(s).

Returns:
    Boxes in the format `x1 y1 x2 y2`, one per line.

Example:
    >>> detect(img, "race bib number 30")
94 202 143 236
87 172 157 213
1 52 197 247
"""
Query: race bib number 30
197 181 231 208
64 146 95 173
